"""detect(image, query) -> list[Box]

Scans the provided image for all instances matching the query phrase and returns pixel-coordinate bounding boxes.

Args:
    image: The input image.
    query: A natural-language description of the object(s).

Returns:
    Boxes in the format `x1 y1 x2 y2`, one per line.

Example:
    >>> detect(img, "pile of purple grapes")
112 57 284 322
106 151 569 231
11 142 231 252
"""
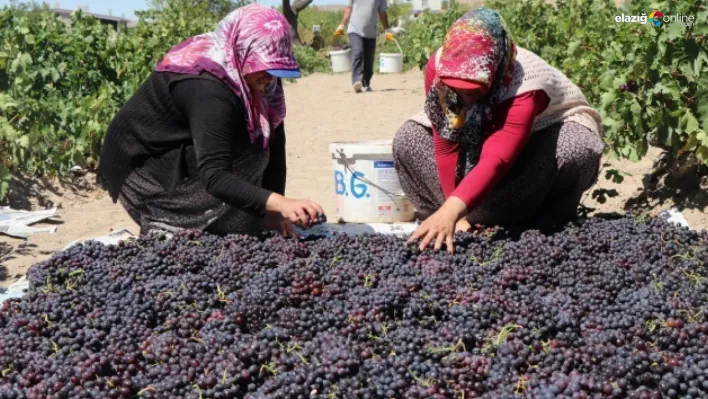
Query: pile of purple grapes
1 216 708 398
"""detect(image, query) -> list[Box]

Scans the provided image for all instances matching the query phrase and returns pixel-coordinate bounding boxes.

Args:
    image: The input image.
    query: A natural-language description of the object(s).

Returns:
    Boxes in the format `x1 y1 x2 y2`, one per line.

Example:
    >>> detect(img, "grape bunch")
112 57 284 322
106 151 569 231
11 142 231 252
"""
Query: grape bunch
1 216 708 398
619 80 639 94
306 214 327 227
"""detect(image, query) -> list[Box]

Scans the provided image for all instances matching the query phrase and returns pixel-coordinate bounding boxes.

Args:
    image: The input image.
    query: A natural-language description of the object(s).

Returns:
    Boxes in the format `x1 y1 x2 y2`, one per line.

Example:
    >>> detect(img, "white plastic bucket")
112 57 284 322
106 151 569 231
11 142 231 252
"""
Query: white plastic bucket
379 53 403 74
329 140 415 224
329 49 352 73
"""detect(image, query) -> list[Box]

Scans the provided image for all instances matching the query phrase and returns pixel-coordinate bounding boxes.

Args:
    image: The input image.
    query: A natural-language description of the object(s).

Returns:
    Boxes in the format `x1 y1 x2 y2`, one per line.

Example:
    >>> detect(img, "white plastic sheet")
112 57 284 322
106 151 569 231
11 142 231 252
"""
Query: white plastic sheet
0 207 58 239
62 229 136 251
0 277 28 302
294 222 419 237
658 208 692 229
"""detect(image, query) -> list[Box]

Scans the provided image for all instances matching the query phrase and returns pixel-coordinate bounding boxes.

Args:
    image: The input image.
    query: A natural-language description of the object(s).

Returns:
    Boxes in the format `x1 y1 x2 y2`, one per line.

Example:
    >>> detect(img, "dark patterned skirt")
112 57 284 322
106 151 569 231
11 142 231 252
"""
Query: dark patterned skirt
392 120 604 227
118 155 269 236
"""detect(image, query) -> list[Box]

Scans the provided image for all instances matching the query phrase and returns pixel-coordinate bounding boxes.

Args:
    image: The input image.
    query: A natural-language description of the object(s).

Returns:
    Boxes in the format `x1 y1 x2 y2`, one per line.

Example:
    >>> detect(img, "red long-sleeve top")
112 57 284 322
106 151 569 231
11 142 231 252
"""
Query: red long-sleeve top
424 56 551 210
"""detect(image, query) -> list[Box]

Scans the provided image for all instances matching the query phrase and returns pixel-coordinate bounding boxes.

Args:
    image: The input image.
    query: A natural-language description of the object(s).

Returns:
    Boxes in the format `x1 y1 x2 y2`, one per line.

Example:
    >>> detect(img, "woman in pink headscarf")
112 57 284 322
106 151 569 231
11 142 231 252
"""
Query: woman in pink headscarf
97 4 324 236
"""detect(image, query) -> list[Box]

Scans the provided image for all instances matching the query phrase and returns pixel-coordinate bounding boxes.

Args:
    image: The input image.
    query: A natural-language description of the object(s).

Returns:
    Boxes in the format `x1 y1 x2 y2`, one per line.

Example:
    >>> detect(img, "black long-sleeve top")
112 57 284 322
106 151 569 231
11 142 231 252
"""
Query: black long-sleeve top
97 71 286 216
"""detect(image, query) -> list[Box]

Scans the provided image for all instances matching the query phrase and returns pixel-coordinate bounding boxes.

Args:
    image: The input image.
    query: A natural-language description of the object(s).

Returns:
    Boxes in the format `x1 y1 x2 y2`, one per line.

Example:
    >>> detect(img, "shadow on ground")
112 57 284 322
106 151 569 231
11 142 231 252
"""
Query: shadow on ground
0 242 37 282
342 88 407 94
624 152 708 213
0 243 12 281
3 172 95 211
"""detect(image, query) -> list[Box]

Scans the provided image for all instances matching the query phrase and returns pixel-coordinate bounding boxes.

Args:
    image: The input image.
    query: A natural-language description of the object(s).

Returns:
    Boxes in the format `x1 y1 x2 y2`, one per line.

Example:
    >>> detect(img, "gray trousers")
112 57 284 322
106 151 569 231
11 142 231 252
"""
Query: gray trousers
349 33 376 87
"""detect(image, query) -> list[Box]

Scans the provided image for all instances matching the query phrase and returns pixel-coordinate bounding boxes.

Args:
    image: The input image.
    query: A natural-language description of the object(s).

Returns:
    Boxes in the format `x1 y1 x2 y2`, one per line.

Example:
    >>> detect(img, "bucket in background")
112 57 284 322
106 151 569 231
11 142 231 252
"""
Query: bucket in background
379 53 403 74
329 49 352 73
329 140 415 224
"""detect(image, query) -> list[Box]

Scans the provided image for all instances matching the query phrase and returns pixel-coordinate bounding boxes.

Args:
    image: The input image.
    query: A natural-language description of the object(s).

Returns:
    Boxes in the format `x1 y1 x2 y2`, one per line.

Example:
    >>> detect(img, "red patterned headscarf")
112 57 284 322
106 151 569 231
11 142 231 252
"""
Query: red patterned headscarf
425 8 517 176
156 4 299 148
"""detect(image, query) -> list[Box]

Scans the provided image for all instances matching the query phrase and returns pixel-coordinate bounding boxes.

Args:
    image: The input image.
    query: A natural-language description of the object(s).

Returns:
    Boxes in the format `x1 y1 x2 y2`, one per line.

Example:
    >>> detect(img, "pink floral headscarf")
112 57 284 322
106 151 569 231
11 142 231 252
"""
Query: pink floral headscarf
424 8 516 176
156 4 299 148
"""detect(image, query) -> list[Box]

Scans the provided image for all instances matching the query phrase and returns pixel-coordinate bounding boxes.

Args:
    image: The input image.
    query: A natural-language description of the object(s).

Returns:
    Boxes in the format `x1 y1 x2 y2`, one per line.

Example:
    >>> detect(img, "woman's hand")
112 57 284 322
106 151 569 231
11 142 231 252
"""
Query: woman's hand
408 197 468 253
266 194 324 228
264 212 298 238
455 218 472 233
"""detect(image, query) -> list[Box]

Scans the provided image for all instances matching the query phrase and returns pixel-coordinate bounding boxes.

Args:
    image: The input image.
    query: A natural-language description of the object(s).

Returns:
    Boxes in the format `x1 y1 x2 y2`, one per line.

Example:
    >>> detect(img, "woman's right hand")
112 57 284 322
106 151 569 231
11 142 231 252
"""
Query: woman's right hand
266 194 324 228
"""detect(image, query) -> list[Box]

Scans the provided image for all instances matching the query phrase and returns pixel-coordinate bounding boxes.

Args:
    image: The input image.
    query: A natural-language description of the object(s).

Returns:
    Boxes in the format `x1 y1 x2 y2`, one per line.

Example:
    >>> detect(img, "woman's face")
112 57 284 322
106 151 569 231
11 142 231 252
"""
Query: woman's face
452 87 488 105
244 71 275 95
441 85 490 129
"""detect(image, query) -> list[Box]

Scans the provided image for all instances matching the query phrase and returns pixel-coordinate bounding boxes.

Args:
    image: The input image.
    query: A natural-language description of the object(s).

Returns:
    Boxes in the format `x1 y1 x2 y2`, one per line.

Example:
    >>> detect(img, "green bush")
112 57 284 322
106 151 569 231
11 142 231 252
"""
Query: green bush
396 8 465 70
489 0 708 163
293 46 332 75
0 1 336 199
388 0 708 169
296 6 345 48
0 8 121 191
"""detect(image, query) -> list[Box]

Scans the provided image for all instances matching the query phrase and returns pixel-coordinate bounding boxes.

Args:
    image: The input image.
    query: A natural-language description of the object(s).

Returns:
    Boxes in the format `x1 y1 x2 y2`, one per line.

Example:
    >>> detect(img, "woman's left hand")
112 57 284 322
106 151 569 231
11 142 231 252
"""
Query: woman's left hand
265 212 298 238
408 197 467 254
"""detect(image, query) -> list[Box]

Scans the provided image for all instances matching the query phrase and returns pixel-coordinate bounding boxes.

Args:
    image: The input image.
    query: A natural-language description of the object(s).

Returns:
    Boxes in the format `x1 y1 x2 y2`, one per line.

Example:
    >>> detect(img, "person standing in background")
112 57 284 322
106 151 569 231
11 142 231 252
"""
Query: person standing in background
335 0 396 93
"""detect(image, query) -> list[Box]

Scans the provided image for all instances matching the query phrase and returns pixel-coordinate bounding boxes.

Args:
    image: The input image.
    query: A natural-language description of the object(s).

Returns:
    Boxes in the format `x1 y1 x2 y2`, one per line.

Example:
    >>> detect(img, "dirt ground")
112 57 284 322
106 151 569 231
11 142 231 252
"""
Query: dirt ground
2 70 707 288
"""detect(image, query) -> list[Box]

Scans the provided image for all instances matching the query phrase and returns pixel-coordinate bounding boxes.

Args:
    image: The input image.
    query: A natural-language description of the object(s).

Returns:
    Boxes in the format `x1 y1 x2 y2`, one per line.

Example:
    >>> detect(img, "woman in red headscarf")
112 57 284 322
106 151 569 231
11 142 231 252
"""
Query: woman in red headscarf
97 4 324 236
393 8 604 252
